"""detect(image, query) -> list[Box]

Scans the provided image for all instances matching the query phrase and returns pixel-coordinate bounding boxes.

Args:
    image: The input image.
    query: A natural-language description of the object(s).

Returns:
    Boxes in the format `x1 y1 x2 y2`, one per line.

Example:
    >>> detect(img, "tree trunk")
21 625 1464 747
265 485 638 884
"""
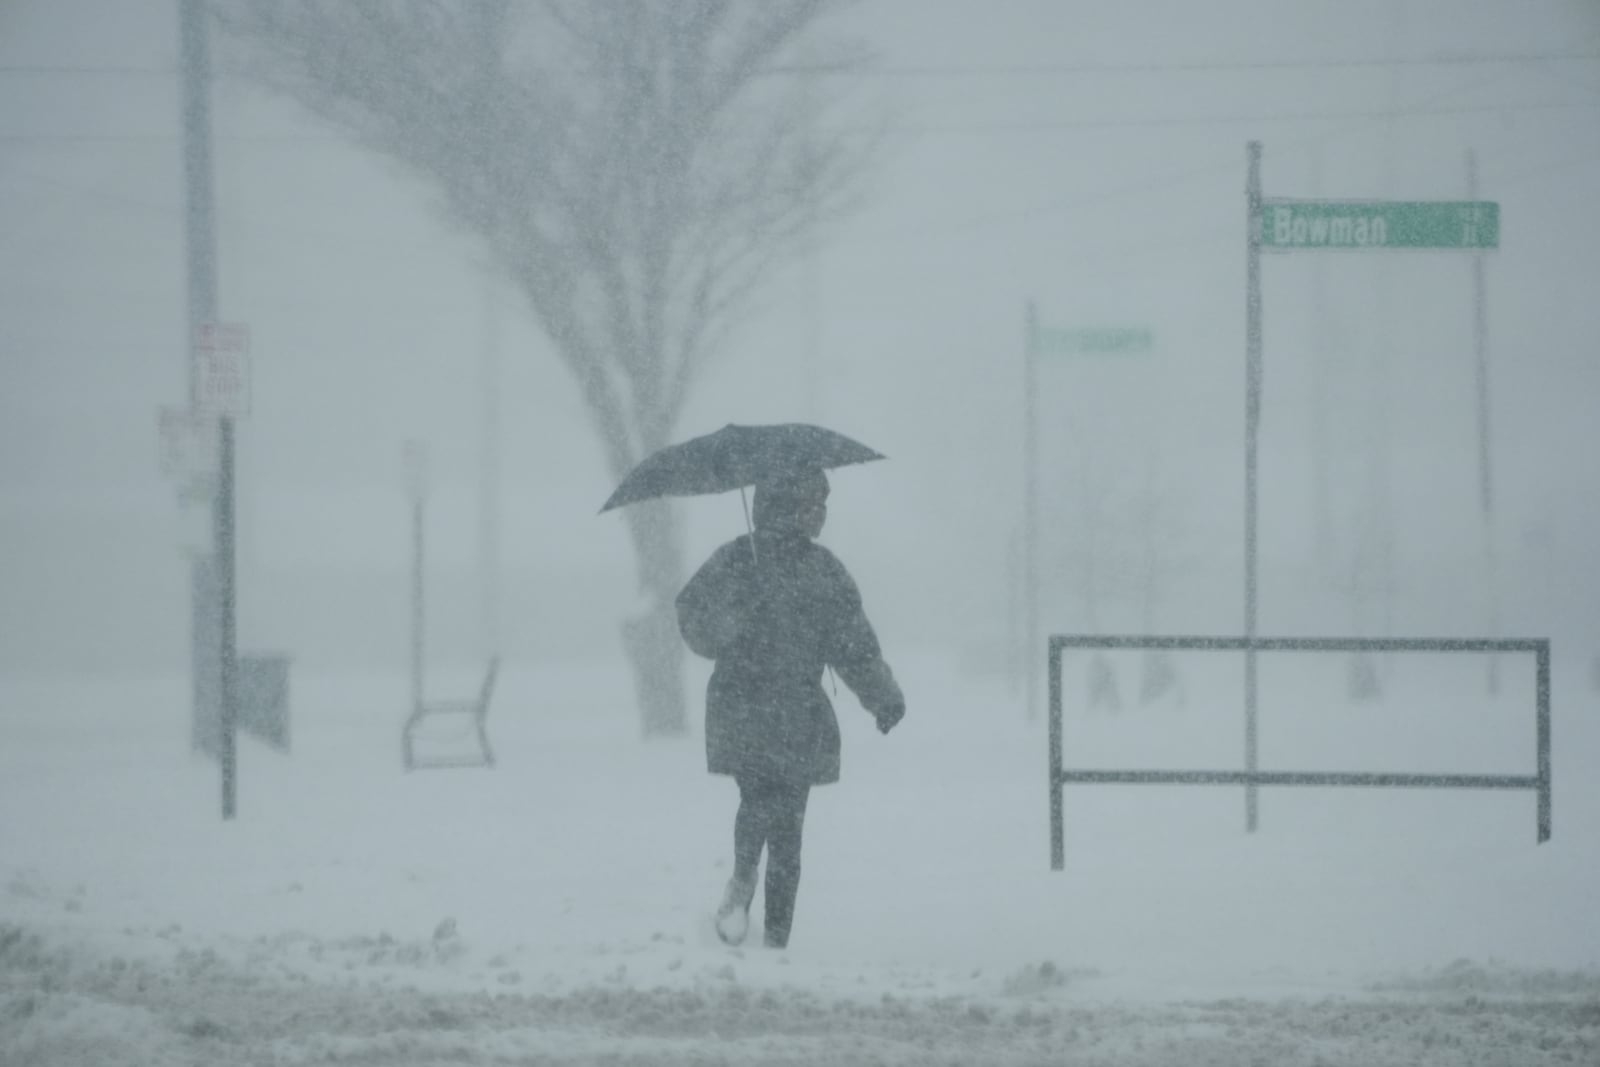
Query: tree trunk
620 496 688 736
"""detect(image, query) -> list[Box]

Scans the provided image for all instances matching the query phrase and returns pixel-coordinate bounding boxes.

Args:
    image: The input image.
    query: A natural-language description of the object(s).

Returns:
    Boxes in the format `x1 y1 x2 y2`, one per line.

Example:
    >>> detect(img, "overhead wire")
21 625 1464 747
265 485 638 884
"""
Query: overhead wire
2 49 1597 78
2 49 1594 282
831 64 1590 259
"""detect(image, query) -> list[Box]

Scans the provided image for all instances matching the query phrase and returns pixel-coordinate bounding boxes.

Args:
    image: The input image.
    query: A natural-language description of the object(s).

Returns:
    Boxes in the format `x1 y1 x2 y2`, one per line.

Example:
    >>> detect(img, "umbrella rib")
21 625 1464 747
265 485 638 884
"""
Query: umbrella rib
740 486 758 566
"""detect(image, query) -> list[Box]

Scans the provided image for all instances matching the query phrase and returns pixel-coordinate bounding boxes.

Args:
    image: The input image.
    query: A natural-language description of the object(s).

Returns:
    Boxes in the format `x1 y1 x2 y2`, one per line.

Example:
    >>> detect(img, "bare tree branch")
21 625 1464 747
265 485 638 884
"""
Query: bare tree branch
212 0 882 734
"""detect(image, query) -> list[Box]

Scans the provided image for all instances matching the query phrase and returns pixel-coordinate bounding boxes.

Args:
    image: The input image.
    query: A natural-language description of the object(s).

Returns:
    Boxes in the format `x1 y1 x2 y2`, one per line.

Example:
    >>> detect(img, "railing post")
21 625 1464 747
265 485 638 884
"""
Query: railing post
1537 639 1551 843
1049 638 1064 871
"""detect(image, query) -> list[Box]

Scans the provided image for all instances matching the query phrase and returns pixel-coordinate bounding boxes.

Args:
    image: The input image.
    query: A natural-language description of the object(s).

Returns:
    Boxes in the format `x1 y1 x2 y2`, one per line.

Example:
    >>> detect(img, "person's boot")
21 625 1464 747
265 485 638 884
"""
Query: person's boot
762 865 798 950
714 873 756 946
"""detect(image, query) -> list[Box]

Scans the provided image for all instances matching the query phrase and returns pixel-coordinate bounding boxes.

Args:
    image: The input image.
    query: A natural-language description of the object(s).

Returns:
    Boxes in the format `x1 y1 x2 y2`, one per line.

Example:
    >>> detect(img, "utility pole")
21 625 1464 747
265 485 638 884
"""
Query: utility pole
1023 300 1040 721
179 0 237 820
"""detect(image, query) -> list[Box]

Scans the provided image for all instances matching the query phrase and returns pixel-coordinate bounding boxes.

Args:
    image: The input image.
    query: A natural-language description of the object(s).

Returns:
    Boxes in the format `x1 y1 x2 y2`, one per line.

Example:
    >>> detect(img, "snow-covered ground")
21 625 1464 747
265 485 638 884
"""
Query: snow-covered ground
3 649 1597 1065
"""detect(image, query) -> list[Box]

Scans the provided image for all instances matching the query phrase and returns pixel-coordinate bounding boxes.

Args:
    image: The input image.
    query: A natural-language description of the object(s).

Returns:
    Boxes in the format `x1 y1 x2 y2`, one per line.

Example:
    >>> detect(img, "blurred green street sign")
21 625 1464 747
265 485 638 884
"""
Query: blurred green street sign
1260 199 1498 250
1034 326 1153 355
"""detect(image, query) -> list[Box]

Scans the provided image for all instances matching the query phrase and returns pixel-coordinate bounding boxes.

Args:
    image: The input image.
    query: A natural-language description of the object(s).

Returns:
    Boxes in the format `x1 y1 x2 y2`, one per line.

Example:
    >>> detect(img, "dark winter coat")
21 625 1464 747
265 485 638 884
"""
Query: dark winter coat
676 529 903 786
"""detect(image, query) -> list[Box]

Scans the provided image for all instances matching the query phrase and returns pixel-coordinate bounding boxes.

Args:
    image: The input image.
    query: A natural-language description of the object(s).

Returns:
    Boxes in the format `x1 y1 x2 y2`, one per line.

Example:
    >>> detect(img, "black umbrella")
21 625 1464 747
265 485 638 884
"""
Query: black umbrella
599 422 884 514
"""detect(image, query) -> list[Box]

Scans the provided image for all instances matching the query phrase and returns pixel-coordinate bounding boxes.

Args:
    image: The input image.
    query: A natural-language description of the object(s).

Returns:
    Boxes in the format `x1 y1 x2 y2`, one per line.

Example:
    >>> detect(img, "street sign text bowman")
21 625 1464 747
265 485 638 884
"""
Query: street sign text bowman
1261 200 1498 251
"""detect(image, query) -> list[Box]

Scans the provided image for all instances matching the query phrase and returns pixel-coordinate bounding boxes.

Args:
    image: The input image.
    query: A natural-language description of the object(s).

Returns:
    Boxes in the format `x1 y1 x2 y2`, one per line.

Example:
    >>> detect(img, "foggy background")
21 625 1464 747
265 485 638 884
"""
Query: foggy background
3 0 1597 689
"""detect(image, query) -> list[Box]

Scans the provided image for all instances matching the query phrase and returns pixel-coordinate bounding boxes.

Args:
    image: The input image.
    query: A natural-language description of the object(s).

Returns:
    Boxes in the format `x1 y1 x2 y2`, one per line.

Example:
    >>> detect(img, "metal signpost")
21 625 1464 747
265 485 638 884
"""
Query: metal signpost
1242 140 1500 832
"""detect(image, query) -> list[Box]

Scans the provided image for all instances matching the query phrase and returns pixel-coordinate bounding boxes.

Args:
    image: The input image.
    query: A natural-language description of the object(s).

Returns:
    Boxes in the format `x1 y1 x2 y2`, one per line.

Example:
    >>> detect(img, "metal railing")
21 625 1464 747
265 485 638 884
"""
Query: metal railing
1048 635 1551 870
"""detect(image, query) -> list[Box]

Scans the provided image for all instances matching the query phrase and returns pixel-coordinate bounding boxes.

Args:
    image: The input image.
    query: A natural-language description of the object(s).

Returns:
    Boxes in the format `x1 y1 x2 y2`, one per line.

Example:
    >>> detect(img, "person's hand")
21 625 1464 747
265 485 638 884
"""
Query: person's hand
875 700 905 735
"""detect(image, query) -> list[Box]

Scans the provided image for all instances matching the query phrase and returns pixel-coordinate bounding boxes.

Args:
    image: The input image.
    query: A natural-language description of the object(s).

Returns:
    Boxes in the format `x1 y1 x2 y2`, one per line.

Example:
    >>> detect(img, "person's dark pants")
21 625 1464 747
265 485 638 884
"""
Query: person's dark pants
732 775 811 948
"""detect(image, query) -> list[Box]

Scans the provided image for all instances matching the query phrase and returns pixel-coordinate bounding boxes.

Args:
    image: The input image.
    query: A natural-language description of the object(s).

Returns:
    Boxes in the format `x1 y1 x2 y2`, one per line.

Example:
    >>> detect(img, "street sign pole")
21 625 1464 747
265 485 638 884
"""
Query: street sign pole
1467 149 1500 694
1245 141 1263 834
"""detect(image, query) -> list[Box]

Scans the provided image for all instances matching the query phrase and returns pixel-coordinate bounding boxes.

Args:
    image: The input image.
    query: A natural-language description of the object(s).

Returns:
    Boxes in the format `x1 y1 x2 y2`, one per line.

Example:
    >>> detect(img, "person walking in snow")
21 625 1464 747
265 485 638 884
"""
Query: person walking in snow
675 466 905 949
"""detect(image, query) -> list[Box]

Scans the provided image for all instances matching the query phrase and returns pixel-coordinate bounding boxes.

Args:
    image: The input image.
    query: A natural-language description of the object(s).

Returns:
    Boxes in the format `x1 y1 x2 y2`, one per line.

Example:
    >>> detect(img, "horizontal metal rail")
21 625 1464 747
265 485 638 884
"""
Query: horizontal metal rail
1048 634 1552 869
1058 770 1539 789
1051 634 1545 655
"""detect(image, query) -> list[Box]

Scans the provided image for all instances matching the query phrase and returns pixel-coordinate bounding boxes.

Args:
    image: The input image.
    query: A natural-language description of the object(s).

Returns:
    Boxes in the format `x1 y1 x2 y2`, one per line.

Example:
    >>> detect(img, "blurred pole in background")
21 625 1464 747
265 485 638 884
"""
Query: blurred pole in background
405 441 429 715
1467 148 1500 695
1023 300 1040 721
1007 526 1022 698
479 269 502 659
476 9 503 660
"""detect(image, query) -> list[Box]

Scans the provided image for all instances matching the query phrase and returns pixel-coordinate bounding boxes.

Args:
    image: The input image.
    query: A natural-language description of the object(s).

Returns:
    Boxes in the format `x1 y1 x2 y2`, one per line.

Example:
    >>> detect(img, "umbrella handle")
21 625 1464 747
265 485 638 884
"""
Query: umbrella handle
740 486 758 566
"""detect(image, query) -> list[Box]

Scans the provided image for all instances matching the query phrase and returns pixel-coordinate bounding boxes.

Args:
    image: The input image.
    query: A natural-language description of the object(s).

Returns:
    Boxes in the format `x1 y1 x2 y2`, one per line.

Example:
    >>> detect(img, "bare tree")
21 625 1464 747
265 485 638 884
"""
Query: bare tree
213 1 878 735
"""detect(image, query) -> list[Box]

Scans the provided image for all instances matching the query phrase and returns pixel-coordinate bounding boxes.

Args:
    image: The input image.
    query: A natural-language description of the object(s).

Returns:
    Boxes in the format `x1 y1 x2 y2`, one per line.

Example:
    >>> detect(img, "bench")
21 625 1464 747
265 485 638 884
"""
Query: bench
402 657 499 770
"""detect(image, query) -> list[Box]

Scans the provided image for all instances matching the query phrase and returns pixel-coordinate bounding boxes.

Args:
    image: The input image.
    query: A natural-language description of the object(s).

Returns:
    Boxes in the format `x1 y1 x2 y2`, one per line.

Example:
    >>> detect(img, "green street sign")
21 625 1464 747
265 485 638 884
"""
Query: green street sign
1034 326 1154 355
1260 199 1498 251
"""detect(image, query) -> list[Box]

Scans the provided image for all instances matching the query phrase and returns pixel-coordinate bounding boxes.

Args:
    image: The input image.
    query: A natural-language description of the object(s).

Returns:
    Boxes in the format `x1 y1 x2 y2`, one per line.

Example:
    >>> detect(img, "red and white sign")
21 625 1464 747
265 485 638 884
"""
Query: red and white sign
194 321 252 417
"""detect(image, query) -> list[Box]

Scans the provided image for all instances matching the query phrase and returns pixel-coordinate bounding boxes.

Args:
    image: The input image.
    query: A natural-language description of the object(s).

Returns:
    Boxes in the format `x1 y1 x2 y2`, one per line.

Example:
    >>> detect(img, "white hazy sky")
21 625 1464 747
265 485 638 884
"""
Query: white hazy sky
2 0 1597 674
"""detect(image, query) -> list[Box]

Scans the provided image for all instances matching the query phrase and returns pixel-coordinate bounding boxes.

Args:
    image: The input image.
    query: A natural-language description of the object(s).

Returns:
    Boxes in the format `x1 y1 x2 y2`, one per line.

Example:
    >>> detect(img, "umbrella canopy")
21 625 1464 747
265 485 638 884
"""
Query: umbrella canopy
599 423 884 513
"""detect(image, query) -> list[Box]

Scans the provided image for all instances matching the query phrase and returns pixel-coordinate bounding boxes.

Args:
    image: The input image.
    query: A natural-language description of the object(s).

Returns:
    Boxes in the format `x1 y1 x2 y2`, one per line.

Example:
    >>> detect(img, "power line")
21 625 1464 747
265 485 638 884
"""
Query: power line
883 99 1591 136
0 95 1590 146
3 50 1598 78
780 51 1600 78
830 69 1577 253
0 132 338 144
